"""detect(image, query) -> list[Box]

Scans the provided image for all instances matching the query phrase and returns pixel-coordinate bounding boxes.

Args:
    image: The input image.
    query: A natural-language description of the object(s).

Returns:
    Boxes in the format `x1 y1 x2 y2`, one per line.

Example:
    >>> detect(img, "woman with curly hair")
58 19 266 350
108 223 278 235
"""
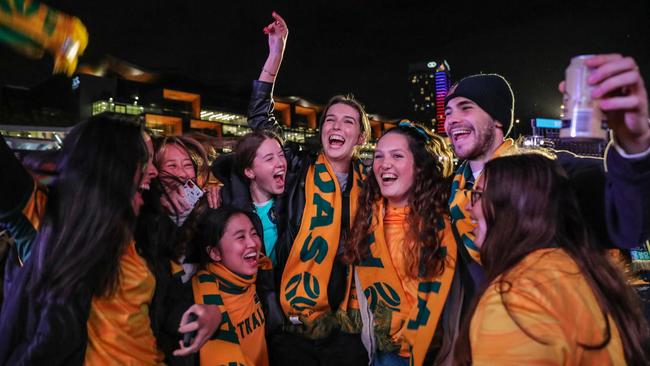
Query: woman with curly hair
344 122 465 366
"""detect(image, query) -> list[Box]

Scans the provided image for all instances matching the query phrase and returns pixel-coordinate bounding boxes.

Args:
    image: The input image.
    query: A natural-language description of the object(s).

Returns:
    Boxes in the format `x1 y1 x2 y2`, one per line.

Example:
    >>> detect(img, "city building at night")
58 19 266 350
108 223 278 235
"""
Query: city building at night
1 62 395 158
408 60 451 135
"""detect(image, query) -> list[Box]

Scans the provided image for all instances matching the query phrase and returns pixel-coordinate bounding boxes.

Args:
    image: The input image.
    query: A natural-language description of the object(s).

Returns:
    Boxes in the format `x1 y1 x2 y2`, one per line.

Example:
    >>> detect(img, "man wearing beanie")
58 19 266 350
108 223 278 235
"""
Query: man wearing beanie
445 73 515 170
444 54 650 273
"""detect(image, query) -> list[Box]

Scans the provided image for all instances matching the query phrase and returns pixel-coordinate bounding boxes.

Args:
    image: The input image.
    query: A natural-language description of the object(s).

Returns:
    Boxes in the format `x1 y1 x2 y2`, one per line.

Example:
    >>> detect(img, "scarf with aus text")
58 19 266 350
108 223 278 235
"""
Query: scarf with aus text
192 258 272 366
280 153 365 339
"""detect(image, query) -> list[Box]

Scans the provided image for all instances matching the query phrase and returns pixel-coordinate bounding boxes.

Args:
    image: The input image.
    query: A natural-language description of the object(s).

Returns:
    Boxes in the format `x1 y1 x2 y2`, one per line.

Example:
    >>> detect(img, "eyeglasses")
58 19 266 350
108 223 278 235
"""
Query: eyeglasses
460 188 483 206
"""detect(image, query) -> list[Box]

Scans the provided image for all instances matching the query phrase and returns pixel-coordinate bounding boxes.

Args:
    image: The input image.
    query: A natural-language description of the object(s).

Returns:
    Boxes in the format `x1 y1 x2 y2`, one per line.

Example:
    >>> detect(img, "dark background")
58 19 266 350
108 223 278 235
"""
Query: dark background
1 0 648 134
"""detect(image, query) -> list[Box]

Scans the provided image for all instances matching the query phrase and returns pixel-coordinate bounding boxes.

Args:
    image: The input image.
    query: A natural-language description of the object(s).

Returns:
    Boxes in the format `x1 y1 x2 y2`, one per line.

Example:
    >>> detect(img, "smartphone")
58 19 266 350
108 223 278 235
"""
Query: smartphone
182 313 198 347
182 180 204 208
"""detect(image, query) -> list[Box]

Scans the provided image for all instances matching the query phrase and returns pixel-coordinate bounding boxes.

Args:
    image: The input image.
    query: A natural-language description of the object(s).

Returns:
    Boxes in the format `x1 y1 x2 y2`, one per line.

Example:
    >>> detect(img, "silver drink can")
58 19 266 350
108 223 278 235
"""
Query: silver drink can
560 55 608 140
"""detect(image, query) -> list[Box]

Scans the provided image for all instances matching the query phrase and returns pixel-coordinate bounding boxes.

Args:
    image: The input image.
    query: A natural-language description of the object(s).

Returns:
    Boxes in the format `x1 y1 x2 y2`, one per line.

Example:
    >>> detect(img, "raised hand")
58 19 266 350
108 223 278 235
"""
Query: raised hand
259 12 288 83
587 54 650 154
264 11 288 56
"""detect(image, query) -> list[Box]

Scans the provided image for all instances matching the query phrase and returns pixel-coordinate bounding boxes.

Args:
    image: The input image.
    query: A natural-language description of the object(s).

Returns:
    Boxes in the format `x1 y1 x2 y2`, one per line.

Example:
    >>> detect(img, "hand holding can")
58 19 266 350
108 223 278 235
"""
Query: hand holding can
561 55 609 140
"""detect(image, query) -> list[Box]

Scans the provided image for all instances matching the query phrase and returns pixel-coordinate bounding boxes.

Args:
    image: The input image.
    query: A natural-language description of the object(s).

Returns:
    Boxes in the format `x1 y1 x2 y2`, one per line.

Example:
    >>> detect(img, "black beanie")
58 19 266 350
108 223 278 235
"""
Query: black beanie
444 73 514 136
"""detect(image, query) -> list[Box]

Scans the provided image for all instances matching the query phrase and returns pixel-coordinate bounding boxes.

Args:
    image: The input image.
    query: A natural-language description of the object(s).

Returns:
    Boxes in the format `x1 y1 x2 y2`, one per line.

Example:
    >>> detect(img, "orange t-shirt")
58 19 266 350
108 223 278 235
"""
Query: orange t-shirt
85 241 164 365
384 205 418 356
470 248 625 365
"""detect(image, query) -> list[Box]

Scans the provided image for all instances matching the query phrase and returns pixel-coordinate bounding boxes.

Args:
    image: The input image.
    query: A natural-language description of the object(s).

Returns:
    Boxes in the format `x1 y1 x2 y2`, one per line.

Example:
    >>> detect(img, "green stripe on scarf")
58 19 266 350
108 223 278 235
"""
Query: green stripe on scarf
355 200 458 366
448 139 515 263
280 153 364 339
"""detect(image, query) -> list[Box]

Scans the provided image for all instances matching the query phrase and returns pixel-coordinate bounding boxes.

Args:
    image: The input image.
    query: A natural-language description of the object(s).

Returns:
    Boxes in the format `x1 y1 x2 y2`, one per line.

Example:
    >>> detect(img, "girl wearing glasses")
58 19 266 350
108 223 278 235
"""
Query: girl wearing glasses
454 153 650 365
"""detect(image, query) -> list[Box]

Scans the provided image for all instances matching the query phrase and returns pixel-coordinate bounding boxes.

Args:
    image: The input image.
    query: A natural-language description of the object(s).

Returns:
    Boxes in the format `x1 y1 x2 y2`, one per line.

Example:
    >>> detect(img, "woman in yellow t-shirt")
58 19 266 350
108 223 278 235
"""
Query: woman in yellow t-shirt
454 153 650 365
0 114 162 365
0 114 221 366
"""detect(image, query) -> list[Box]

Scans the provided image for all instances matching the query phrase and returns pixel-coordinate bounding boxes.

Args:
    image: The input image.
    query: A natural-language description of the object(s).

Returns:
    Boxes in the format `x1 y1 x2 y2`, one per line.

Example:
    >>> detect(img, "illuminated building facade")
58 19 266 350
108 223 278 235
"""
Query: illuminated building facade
1 72 392 158
408 60 451 134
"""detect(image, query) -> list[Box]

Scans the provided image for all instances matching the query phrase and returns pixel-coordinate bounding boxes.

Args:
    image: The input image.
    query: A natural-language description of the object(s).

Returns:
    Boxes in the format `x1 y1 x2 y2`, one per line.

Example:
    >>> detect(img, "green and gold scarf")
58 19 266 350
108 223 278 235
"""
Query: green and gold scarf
192 257 272 366
356 200 457 366
280 153 364 339
448 139 514 262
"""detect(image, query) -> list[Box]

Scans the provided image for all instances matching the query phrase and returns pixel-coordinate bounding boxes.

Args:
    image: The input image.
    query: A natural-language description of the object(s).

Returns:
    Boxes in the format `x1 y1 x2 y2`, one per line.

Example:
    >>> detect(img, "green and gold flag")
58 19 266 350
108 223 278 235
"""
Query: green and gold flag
0 0 87 75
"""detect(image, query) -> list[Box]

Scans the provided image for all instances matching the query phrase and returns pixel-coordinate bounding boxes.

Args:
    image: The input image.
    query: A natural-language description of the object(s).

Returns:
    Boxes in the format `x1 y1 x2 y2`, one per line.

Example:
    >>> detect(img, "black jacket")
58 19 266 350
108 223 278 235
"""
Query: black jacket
603 146 650 248
136 204 195 366
212 80 355 325
557 148 650 250
0 134 92 366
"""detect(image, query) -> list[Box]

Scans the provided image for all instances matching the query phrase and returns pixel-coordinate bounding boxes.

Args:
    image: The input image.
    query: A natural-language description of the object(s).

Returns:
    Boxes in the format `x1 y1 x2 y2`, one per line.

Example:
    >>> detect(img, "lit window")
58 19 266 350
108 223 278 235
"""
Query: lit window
126 105 143 115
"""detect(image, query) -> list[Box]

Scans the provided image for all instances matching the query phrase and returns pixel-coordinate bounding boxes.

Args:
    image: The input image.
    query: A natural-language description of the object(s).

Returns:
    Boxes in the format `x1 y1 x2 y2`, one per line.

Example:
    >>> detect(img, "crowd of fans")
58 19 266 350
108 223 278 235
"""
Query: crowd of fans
1 12 649 366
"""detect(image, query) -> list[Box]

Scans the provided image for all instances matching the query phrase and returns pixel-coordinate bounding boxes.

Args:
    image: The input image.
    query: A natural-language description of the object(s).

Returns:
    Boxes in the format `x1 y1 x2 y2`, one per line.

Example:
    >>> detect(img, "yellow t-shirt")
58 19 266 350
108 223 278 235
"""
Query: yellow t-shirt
85 241 164 365
384 205 418 356
470 248 625 365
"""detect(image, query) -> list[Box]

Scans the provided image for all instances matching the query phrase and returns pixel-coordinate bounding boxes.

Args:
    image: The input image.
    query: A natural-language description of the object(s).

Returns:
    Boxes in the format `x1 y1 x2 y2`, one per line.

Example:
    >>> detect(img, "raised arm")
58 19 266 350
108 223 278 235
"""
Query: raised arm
605 146 650 247
248 12 288 132
560 54 650 247
258 12 287 84
587 54 650 247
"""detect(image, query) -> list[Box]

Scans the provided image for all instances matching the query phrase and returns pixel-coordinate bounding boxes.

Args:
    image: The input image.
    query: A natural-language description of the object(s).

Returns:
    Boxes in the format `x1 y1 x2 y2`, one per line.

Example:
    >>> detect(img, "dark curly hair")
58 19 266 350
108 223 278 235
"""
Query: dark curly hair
344 122 453 278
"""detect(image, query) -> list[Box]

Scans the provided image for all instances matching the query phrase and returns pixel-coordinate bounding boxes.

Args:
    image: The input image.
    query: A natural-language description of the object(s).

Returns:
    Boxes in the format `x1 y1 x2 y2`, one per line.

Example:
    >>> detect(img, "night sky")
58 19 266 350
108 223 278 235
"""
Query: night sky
1 0 648 135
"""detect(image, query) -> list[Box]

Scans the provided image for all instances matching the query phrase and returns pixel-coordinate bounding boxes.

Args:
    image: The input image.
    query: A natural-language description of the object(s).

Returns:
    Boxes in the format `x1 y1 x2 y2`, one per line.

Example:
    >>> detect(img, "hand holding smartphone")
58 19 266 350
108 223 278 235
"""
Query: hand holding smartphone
182 180 204 208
